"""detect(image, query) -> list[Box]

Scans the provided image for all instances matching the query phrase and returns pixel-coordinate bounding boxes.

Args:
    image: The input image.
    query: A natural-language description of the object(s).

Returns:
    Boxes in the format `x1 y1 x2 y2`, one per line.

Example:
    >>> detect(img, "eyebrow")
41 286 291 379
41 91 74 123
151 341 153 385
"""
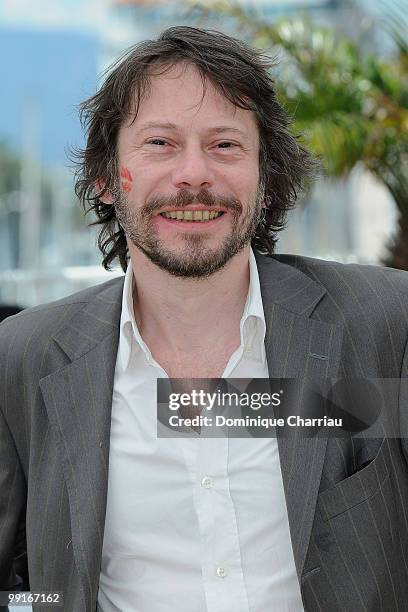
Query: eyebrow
134 122 248 138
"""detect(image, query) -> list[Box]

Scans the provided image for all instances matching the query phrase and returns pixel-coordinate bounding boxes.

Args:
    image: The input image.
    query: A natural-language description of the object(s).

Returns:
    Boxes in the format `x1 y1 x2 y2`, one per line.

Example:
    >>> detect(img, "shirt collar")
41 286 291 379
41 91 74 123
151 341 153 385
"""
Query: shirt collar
240 248 267 361
118 247 266 372
244 247 266 333
118 258 146 372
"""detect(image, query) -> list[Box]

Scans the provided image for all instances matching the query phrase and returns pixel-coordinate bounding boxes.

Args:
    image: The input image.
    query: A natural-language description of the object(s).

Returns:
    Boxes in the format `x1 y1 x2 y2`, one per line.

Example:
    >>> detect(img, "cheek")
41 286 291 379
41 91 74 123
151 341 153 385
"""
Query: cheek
230 176 258 201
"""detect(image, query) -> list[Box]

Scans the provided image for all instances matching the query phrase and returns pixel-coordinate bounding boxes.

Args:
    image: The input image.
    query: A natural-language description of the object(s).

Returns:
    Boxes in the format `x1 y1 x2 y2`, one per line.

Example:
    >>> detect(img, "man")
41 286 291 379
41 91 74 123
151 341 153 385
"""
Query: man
1 26 407 612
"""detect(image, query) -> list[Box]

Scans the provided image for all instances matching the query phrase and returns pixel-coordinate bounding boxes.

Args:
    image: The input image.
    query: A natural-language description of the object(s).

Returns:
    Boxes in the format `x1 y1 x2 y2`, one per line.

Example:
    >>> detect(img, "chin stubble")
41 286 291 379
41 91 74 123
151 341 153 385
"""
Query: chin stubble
113 184 264 278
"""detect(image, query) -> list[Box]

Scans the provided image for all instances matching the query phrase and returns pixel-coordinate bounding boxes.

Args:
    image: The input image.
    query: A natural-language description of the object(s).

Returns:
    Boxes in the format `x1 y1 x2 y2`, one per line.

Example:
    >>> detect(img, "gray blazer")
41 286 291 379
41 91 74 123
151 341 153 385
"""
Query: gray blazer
1 252 408 612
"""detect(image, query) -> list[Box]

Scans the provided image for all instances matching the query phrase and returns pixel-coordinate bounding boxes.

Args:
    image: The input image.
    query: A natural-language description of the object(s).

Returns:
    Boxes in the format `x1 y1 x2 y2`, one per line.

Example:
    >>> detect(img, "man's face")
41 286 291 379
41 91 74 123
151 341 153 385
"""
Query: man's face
114 62 263 278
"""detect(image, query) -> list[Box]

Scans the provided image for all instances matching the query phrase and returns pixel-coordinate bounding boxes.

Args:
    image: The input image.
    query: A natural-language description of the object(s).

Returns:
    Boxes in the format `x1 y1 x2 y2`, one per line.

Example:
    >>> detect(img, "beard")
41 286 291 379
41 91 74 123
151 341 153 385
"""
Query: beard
113 182 264 279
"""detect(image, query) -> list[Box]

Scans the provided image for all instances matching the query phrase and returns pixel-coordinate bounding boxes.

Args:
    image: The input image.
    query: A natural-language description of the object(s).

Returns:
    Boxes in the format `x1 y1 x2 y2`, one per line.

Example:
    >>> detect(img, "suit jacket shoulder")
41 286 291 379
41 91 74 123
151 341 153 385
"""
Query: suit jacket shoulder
0 275 125 366
272 253 408 331
255 252 408 379
274 253 408 302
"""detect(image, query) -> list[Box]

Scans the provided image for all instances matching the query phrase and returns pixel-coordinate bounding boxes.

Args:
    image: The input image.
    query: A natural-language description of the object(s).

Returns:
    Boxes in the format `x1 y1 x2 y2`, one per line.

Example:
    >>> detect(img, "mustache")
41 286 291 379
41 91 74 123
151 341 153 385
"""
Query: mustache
145 188 242 215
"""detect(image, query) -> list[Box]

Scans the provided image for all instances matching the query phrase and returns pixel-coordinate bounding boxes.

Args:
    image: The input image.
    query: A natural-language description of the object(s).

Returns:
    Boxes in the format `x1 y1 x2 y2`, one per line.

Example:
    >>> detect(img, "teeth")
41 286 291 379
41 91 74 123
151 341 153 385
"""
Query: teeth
161 210 223 221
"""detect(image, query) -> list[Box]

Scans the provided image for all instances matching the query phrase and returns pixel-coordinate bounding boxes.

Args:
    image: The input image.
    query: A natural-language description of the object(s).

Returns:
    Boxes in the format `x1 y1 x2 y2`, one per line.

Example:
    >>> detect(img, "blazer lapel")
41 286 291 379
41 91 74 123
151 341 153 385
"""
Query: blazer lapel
39 278 124 612
255 253 344 580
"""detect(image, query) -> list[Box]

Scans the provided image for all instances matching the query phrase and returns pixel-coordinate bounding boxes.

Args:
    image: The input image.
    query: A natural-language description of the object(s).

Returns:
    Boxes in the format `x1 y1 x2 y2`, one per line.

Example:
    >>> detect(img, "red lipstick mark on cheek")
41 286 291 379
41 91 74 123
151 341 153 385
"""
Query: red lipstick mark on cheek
120 166 132 181
120 166 133 193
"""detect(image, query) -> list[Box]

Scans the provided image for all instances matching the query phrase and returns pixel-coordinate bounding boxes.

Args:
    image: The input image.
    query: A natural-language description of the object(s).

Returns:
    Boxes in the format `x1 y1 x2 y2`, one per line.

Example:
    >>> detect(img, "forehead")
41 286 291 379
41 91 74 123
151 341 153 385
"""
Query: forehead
126 62 259 139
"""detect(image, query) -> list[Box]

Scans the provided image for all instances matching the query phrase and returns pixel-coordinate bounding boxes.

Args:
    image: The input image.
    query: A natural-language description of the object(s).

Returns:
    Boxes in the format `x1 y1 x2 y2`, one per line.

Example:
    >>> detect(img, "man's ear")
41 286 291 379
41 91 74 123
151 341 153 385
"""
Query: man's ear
95 179 114 204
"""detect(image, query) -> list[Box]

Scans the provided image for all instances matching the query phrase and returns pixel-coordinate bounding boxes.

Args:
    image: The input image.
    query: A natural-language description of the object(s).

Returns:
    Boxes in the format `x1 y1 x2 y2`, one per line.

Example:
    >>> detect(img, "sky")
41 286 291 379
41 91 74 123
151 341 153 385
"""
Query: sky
0 24 99 163
0 0 335 31
0 0 111 163
0 0 111 32
0 0 397 33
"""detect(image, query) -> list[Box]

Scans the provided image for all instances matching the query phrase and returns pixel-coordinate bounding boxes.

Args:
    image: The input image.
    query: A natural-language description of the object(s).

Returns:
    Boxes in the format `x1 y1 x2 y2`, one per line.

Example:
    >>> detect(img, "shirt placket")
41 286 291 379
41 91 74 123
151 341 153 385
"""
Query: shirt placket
185 436 250 612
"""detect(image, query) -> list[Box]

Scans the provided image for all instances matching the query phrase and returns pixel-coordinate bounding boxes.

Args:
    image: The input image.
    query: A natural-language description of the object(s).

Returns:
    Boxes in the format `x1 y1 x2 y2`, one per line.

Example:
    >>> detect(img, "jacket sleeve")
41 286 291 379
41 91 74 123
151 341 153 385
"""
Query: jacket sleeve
0 403 29 606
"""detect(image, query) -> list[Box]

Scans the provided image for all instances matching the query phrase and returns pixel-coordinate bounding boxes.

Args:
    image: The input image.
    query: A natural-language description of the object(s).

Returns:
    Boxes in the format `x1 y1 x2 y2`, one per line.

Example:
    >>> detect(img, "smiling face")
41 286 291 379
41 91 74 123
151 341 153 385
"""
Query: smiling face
113 62 263 278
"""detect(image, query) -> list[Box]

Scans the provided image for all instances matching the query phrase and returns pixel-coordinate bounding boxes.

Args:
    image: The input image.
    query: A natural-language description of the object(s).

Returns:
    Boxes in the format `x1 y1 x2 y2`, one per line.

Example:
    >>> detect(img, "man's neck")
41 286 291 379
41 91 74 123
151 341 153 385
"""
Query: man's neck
128 245 251 357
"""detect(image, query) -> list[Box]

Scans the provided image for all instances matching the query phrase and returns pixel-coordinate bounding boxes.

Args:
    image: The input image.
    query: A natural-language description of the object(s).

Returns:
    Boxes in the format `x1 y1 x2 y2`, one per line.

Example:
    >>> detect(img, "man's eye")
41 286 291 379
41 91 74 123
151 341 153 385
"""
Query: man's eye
217 142 235 149
148 139 168 146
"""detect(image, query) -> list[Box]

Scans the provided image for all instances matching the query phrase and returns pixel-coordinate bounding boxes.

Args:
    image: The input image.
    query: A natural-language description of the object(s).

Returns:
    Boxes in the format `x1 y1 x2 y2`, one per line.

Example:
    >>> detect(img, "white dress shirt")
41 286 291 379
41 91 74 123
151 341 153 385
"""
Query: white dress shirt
97 249 304 612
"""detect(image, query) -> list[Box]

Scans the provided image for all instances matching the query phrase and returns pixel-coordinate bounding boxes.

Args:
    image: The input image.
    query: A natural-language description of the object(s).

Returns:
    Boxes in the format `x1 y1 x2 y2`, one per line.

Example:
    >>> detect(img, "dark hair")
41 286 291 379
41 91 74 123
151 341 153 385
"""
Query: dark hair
74 26 317 272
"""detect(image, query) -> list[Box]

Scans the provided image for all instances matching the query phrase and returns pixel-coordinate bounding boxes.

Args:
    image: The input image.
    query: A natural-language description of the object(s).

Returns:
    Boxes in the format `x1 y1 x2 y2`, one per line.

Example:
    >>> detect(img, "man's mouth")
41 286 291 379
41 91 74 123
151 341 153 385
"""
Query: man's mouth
159 210 225 222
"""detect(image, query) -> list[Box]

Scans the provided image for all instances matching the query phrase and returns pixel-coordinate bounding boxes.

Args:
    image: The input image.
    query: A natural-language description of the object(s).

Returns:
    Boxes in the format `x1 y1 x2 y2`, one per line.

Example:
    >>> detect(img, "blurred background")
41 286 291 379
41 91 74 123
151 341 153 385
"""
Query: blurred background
0 0 407 315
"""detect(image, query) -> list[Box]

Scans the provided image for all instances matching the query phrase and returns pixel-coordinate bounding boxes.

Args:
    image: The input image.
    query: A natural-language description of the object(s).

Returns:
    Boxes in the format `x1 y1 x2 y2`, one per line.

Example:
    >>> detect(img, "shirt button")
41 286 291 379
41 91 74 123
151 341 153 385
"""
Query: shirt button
216 567 227 578
201 476 214 489
244 347 253 356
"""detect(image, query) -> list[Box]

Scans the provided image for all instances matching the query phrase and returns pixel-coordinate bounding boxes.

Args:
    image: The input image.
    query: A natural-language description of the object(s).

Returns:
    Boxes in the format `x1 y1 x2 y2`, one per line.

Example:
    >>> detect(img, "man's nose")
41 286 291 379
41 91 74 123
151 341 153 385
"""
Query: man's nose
171 145 215 190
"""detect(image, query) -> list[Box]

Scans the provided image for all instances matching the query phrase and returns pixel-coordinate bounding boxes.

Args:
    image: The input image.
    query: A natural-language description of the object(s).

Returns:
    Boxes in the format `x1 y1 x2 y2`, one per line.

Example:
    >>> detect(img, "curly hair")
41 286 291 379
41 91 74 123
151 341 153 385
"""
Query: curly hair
73 26 317 272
